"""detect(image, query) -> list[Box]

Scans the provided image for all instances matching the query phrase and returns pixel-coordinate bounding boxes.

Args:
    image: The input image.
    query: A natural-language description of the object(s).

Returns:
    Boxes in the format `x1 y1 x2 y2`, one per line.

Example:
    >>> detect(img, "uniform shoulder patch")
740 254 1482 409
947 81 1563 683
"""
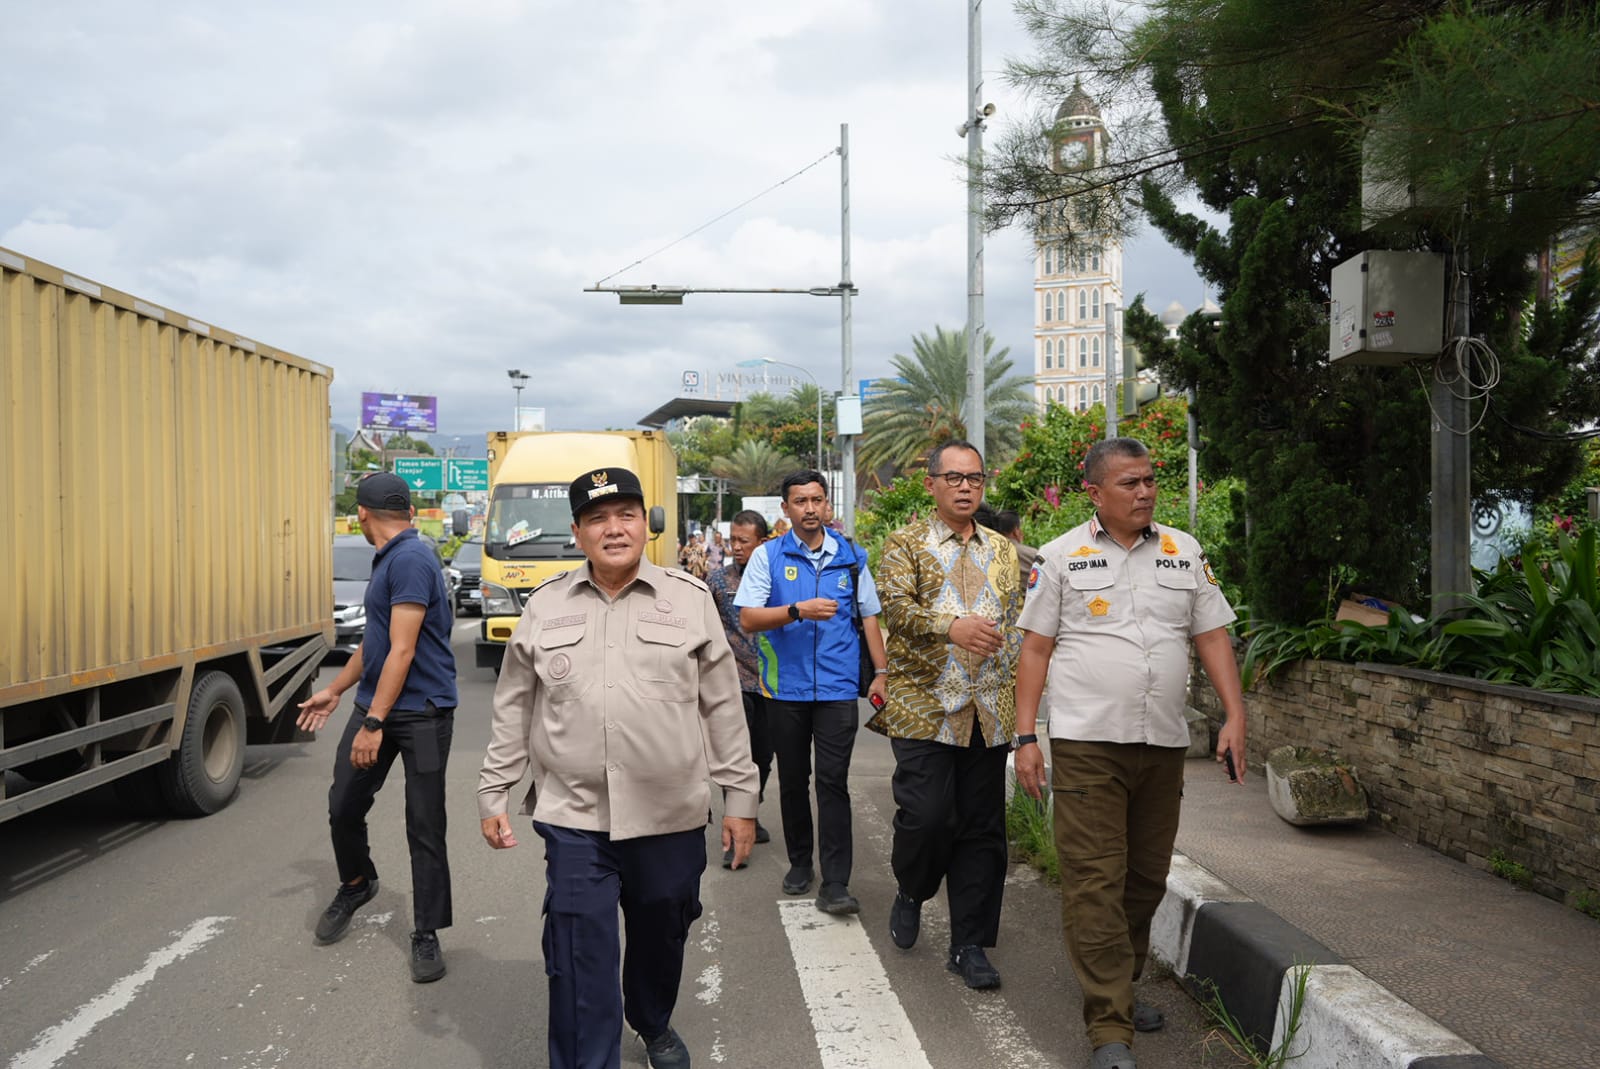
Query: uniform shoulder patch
666 569 710 593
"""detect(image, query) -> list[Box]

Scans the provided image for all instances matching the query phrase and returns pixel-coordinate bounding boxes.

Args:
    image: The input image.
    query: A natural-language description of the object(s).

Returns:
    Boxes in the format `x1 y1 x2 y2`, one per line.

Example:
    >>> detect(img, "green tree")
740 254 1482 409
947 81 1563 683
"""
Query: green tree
710 440 796 497
988 0 1600 622
859 326 1036 476
383 433 435 455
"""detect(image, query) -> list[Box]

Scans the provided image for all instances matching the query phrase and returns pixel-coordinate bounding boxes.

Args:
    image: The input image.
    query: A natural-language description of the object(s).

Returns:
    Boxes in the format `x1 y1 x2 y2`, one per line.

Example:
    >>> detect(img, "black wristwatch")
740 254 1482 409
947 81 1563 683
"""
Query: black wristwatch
362 715 386 733
1015 733 1038 747
787 603 801 621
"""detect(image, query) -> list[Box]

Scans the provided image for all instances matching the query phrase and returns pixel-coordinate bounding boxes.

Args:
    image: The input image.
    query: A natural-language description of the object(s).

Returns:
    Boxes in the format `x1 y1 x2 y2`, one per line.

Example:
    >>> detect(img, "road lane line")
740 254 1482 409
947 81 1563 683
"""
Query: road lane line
777 902 932 1069
9 917 231 1069
0 951 56 993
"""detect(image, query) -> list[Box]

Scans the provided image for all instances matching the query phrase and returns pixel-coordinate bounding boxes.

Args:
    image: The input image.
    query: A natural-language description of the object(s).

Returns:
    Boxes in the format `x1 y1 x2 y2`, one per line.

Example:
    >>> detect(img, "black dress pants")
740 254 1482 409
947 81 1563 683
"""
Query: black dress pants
327 704 454 933
889 724 1010 948
768 698 858 886
741 690 773 802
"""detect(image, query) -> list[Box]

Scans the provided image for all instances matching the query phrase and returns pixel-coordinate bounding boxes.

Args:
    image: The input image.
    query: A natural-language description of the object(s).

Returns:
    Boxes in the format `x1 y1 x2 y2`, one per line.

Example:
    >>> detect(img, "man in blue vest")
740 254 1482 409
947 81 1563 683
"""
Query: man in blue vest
735 470 887 914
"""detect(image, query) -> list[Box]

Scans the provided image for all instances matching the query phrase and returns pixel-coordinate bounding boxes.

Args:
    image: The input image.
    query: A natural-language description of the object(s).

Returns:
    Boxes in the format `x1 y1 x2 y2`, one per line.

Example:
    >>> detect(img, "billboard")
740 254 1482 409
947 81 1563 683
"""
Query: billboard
361 392 438 432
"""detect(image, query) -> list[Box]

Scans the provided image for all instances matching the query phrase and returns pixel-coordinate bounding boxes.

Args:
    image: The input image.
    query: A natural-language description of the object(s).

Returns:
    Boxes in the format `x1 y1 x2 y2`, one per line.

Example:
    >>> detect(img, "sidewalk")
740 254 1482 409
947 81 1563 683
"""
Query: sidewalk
1168 760 1600 1069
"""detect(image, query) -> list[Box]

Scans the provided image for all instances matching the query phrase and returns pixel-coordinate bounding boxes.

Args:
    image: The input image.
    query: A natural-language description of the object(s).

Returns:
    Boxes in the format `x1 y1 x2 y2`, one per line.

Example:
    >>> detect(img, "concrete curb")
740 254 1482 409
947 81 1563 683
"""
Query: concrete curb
1151 853 1505 1069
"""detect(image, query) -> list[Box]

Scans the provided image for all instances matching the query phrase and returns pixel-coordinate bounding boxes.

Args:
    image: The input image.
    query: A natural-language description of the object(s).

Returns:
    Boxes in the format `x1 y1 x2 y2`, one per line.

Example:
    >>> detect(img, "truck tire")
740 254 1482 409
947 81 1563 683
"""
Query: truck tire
160 670 246 816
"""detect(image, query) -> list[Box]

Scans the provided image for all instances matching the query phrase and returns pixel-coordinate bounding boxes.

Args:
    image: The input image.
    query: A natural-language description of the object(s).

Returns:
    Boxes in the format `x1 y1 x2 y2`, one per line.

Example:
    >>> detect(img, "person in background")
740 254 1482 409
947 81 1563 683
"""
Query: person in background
706 510 774 866
1013 437 1248 1069
975 504 1039 588
297 472 457 984
706 528 726 570
872 441 1023 989
478 467 758 1069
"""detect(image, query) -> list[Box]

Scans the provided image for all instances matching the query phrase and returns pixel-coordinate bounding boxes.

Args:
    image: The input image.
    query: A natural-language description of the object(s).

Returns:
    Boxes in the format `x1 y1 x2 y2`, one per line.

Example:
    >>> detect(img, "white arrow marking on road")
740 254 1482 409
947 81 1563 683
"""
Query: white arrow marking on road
778 901 932 1069
9 916 232 1069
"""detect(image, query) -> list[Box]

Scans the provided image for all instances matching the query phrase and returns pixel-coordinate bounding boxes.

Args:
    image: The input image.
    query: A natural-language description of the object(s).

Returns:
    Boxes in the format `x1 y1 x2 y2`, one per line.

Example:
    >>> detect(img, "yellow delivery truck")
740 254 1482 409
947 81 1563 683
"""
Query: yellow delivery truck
0 247 333 823
476 430 678 671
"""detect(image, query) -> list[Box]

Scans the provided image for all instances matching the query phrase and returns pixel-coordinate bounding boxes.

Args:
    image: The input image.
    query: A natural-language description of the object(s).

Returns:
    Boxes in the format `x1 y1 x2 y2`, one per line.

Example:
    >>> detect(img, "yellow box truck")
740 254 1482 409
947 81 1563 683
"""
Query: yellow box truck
475 430 678 671
0 247 333 823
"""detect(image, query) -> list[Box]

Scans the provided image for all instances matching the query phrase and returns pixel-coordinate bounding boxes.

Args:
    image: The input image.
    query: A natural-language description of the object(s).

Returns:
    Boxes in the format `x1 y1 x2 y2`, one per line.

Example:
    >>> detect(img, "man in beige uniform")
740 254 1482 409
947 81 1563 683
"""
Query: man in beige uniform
1014 437 1247 1069
478 467 758 1069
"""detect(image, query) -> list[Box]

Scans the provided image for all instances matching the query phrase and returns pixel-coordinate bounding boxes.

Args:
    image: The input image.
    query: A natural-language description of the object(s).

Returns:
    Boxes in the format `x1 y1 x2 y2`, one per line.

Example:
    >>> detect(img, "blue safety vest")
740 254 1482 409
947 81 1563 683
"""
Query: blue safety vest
755 531 866 702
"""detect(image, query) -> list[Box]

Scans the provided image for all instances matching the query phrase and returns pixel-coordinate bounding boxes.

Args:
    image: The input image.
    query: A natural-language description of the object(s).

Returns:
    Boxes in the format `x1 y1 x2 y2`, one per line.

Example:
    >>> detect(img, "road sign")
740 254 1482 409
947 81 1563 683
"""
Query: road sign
393 457 445 492
448 458 489 492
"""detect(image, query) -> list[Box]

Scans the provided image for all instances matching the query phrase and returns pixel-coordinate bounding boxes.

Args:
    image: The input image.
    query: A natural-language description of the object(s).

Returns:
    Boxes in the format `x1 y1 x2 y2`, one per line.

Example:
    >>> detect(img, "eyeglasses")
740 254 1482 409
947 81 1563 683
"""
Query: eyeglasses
932 471 987 488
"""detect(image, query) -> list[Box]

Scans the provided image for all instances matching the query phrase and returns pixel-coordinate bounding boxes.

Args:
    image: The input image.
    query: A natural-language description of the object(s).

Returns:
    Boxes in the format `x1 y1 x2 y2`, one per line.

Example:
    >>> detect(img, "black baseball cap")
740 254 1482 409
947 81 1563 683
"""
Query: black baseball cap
356 472 412 511
568 467 645 518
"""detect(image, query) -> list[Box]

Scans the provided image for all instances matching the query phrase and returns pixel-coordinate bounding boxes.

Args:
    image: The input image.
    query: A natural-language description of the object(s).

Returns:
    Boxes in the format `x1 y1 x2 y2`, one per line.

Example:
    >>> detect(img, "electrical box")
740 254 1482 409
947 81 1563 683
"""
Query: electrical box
1328 250 1446 366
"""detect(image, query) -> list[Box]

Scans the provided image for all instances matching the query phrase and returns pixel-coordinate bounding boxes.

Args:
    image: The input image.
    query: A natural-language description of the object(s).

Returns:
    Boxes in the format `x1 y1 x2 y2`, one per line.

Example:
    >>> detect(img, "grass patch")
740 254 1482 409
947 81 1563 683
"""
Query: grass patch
1572 889 1600 921
1005 781 1059 883
1488 849 1535 890
1194 963 1311 1067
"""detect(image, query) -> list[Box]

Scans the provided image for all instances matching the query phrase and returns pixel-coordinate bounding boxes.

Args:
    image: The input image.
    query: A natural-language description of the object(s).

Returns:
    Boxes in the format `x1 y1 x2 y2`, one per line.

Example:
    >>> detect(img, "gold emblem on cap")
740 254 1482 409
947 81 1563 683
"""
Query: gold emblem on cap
592 471 609 486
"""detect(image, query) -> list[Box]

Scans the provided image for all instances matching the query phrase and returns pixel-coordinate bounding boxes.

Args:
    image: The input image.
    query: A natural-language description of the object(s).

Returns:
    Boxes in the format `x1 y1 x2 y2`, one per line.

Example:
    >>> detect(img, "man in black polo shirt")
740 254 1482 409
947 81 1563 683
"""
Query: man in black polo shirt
298 472 459 983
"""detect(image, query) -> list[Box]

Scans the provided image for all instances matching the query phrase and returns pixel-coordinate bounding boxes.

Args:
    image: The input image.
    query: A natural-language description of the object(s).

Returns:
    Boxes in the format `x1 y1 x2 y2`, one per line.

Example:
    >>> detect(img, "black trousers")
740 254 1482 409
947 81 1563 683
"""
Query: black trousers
769 698 858 886
535 822 706 1069
327 704 454 933
889 725 1010 949
742 690 773 803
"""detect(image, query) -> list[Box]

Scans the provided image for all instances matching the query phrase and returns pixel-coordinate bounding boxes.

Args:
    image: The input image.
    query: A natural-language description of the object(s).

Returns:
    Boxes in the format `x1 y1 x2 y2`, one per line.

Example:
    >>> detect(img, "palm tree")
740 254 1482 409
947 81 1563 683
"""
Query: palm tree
858 326 1035 475
710 440 797 497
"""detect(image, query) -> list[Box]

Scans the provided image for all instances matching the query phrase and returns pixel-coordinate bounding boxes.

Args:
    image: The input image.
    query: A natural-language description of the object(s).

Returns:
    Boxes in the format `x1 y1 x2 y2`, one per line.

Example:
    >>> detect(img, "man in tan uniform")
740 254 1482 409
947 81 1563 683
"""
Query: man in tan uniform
478 467 758 1069
1014 437 1247 1069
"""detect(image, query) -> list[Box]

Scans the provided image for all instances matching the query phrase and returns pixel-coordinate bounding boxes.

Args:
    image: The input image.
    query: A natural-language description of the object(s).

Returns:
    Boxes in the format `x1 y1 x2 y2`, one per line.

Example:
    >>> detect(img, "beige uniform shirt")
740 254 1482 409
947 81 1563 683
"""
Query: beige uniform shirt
1017 515 1235 748
476 559 759 840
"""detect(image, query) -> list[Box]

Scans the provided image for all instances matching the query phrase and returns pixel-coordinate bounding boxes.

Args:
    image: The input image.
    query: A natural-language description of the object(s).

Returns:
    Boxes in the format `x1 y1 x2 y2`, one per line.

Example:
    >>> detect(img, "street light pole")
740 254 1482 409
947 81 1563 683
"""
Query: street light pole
738 358 822 471
507 368 529 430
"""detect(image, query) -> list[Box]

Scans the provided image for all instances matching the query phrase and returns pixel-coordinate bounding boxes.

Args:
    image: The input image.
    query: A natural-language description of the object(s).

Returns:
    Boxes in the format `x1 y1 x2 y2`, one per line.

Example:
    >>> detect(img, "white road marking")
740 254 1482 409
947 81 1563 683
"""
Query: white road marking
0 951 56 993
777 901 932 1069
693 909 727 1062
9 916 231 1069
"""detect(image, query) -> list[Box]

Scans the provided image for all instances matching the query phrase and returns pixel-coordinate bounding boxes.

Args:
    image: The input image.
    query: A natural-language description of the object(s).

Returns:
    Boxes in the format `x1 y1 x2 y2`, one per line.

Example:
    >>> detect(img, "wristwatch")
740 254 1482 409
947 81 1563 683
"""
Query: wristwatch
362 715 386 733
1015 733 1038 747
787 603 801 621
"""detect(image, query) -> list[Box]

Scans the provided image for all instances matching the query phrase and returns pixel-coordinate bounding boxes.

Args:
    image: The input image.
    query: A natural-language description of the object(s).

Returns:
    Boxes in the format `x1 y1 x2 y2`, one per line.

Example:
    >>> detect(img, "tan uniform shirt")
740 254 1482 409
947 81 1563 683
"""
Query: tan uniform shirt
1017 515 1235 748
476 559 759 840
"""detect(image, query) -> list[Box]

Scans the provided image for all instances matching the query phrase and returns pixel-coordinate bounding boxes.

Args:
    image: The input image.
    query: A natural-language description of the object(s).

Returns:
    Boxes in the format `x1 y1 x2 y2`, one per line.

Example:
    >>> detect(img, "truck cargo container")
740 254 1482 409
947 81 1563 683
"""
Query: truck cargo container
0 246 333 823
476 430 677 671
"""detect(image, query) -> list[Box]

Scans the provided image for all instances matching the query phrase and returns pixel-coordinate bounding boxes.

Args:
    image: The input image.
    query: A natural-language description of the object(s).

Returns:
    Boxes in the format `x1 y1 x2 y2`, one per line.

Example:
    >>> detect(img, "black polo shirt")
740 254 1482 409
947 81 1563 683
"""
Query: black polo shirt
355 529 458 712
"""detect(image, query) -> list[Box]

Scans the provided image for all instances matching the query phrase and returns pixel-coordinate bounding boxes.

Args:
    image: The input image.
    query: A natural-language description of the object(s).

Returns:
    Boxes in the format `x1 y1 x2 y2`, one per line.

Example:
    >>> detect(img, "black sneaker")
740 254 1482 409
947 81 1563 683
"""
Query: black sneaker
410 930 446 983
947 944 1001 989
754 821 771 844
782 865 814 895
816 882 860 915
889 891 921 949
314 878 378 944
642 1025 690 1069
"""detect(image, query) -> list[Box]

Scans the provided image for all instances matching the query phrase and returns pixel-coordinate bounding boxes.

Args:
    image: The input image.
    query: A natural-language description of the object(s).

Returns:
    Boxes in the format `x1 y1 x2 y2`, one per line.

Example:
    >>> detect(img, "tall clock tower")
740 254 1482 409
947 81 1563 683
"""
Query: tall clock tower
1033 81 1123 413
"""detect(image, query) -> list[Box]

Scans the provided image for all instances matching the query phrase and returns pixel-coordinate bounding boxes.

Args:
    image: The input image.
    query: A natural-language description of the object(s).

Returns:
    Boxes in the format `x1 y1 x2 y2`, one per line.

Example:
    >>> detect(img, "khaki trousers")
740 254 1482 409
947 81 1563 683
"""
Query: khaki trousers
1050 740 1186 1048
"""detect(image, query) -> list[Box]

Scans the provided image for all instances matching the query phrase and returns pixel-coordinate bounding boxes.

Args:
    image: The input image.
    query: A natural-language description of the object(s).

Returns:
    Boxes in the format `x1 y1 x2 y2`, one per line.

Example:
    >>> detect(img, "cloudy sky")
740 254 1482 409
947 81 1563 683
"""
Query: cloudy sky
3 1 1203 440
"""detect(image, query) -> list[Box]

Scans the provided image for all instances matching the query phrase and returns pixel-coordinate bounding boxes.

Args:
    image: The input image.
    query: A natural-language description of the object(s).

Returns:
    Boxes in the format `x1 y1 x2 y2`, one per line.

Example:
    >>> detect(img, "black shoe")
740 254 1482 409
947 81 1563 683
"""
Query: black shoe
947 944 1001 989
410 930 446 983
816 882 860 915
642 1026 690 1069
754 821 771 844
782 865 814 895
889 891 921 949
721 846 735 869
314 878 378 944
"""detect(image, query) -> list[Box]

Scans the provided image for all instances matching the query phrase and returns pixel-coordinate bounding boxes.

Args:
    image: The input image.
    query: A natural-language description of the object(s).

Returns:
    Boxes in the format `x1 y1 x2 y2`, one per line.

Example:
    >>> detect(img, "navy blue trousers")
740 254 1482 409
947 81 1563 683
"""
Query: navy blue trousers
327 704 453 933
534 821 706 1069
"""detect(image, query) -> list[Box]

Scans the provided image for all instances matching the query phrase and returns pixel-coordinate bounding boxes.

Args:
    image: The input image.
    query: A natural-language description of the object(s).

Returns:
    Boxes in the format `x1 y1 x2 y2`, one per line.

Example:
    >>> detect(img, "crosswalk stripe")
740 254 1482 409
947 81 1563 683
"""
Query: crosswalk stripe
778 901 933 1069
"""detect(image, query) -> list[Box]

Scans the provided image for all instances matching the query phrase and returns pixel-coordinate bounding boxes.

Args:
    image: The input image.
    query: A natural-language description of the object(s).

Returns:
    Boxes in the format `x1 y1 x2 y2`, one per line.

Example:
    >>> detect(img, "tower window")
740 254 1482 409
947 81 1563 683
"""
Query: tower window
1092 336 1101 367
1079 337 1088 368
1055 290 1066 321
1077 385 1088 411
1078 290 1087 320
1044 293 1053 323
1091 289 1101 319
1092 384 1102 404
1091 246 1102 272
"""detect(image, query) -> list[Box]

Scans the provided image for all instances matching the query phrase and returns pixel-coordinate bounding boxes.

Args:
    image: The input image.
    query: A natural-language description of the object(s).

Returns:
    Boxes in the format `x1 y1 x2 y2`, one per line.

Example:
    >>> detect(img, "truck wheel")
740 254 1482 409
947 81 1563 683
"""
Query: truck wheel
160 670 246 816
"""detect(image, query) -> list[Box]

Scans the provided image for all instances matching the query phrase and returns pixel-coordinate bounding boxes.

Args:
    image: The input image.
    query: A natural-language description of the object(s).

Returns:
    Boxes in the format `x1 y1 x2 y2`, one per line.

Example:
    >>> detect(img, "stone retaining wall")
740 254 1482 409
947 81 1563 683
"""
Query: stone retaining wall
1191 658 1600 904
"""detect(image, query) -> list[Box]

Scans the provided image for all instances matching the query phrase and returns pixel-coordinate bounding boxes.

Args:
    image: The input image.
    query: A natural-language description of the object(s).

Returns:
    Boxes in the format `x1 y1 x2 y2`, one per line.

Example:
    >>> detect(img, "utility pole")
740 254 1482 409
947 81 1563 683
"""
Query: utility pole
838 122 857 536
964 0 987 463
1432 248 1472 614
1104 301 1118 437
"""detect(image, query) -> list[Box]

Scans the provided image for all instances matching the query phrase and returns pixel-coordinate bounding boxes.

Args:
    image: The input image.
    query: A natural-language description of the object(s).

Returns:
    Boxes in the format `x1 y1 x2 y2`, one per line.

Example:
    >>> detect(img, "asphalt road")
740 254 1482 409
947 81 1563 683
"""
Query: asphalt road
1 622 1221 1068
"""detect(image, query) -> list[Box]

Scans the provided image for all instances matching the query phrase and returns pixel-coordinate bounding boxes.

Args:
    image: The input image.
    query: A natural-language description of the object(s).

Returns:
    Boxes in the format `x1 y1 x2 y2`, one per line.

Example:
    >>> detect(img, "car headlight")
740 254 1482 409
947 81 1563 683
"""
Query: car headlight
480 582 520 617
334 604 366 625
